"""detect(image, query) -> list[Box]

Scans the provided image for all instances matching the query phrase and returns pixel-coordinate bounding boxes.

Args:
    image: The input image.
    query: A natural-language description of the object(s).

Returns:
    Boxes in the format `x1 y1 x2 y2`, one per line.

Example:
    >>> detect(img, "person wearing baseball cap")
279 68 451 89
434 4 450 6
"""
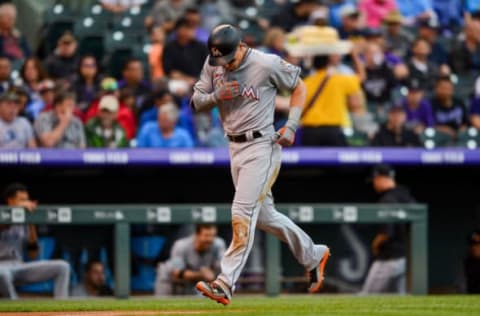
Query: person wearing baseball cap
464 229 480 293
0 90 36 148
362 163 415 294
45 31 78 80
418 17 448 67
402 78 434 134
338 4 363 40
371 103 422 147
383 10 412 58
85 95 128 148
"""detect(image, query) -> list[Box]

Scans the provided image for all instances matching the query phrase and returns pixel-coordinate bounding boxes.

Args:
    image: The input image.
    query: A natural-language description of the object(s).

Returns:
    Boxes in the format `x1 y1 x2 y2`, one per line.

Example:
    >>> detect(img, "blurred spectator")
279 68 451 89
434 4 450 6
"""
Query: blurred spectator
396 0 434 25
362 164 414 294
300 28 363 146
184 7 209 43
119 88 136 113
39 79 86 119
431 77 468 138
363 27 403 67
139 89 174 128
270 0 320 32
71 260 113 297
162 17 207 93
261 27 287 57
0 183 70 299
359 0 397 29
11 85 34 123
34 92 86 149
147 0 194 32
0 3 30 61
451 20 480 74
464 230 480 294
118 58 151 107
370 104 422 147
329 0 357 29
155 224 225 296
45 31 78 81
72 55 101 113
338 4 364 40
84 78 137 139
417 17 448 67
407 38 441 91
0 91 36 148
362 42 397 107
402 78 434 134
85 95 128 148
137 102 194 148
382 10 413 59
30 79 56 119
100 0 147 13
194 112 227 147
20 57 47 102
470 97 480 129
0 55 12 93
149 26 166 82
433 0 463 28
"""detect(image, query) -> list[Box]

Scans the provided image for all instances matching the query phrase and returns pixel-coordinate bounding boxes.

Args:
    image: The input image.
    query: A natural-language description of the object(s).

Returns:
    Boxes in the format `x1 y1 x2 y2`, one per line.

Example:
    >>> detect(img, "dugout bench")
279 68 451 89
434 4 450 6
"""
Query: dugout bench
0 204 428 298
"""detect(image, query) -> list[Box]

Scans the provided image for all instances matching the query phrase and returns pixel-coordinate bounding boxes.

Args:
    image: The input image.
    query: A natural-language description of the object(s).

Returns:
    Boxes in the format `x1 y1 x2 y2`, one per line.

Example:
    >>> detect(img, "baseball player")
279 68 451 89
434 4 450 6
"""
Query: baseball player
191 24 330 305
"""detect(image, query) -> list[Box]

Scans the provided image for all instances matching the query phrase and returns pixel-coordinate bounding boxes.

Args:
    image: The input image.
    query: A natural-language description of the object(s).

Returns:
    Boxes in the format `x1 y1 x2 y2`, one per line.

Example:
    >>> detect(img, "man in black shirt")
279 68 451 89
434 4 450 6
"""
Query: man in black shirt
270 0 320 32
431 77 469 139
362 164 415 294
371 104 422 147
162 17 208 90
464 230 480 293
362 42 396 107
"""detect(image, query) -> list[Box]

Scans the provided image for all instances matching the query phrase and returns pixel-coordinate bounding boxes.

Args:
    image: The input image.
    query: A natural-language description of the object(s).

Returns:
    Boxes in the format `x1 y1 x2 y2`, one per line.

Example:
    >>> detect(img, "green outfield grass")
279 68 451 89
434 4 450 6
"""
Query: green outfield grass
1 295 479 316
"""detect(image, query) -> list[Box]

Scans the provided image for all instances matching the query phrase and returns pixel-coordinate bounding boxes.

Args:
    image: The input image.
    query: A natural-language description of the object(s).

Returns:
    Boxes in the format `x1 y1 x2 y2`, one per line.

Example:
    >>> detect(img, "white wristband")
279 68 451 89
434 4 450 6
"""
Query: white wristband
285 106 302 132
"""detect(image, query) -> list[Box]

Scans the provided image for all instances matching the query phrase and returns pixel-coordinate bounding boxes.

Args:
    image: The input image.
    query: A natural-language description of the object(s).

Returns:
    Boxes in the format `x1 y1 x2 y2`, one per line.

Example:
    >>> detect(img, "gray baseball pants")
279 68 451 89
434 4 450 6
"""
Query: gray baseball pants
361 257 406 294
217 133 328 291
0 259 70 299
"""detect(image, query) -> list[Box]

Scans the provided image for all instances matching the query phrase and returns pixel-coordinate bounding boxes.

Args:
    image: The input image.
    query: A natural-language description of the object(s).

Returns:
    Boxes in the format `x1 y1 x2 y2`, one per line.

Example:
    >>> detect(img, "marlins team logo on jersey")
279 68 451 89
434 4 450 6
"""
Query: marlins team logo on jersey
241 86 259 100
211 47 222 57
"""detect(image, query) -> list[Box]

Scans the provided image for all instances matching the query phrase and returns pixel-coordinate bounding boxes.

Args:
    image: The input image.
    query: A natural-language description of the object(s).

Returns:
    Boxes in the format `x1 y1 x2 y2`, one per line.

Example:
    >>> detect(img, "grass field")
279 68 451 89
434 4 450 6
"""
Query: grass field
1 295 480 316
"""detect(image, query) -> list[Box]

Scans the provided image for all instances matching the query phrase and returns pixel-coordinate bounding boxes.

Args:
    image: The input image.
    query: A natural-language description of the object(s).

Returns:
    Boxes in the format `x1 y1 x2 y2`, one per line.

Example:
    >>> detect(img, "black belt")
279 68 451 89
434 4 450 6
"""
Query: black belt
227 131 263 143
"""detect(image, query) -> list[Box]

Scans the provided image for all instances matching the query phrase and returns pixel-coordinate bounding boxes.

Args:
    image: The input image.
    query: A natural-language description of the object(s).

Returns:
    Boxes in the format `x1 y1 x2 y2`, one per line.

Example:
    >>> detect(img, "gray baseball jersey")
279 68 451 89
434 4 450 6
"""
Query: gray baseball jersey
155 235 225 295
192 47 329 294
0 225 70 298
194 48 301 135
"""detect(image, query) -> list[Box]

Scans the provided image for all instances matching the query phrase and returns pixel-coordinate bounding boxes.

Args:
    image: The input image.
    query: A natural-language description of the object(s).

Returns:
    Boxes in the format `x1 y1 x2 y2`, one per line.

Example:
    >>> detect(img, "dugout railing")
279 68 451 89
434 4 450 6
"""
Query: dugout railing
0 204 428 298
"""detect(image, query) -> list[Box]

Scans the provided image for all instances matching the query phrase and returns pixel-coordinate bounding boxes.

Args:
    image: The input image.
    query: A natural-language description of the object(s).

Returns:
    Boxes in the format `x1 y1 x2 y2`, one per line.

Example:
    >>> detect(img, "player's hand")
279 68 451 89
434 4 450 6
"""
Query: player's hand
214 81 240 101
20 200 37 213
371 233 389 257
275 126 295 147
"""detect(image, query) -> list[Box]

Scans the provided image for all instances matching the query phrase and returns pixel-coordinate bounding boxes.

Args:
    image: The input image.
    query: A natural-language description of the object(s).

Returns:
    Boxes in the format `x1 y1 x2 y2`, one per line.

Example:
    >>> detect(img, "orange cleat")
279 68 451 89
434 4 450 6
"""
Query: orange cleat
308 247 331 293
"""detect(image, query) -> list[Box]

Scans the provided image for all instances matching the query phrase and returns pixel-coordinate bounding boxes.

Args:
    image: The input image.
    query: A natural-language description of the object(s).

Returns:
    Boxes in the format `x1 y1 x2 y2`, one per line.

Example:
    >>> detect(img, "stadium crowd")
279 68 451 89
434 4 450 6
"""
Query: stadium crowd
1 0 480 149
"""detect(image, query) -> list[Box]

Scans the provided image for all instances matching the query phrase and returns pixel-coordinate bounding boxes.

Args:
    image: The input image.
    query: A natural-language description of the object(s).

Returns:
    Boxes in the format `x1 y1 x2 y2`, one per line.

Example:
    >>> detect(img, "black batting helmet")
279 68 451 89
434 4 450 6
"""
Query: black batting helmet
207 24 241 66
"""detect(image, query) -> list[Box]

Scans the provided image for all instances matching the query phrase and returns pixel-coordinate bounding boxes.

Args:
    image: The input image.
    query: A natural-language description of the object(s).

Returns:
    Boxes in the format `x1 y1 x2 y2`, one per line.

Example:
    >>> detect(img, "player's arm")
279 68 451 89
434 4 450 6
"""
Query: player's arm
276 79 306 146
